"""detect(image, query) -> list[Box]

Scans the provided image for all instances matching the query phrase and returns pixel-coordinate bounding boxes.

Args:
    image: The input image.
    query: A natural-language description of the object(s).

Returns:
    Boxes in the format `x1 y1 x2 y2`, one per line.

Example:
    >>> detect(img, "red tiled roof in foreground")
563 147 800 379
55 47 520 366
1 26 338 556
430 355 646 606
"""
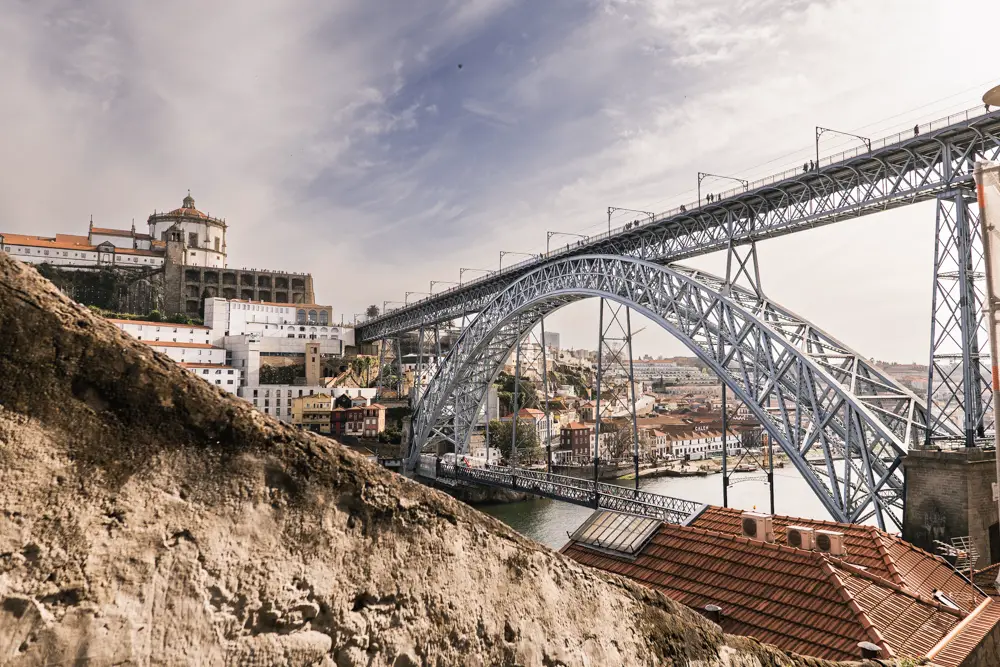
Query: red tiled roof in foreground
562 510 998 665
689 505 980 613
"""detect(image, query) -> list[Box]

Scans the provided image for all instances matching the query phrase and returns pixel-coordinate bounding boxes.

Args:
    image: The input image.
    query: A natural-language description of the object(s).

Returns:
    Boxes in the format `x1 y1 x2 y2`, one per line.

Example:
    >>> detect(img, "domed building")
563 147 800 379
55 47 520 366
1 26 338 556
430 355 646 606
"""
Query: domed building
148 192 227 268
0 192 316 317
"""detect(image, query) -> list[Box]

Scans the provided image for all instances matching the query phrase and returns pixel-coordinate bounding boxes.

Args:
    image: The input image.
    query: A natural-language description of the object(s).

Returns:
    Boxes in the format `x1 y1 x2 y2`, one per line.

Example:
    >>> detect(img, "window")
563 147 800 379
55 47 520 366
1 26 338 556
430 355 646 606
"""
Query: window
308 309 318 324
227 380 234 385
214 238 220 251
253 390 258 398
297 309 306 324
264 399 270 407
188 232 198 247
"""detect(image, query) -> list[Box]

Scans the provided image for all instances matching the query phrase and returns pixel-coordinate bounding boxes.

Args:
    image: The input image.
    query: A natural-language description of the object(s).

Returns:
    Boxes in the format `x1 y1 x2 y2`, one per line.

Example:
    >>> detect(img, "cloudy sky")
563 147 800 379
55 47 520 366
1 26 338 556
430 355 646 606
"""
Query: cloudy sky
2 0 999 361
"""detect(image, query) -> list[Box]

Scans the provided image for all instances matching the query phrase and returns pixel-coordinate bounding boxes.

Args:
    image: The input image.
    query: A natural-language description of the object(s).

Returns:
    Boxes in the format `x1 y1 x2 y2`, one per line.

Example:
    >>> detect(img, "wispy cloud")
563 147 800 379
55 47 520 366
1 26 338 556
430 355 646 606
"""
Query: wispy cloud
1 0 1000 360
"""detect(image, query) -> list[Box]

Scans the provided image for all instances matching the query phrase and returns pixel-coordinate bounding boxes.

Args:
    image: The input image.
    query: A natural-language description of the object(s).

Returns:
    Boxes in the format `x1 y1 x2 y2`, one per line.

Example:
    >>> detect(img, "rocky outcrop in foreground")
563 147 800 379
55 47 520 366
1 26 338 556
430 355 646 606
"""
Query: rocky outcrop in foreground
0 252 884 666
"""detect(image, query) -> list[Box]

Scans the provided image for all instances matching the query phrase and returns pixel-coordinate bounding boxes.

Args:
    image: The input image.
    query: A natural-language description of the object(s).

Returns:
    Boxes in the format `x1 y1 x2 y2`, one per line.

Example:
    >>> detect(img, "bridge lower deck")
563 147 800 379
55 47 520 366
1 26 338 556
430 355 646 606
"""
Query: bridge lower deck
419 459 705 524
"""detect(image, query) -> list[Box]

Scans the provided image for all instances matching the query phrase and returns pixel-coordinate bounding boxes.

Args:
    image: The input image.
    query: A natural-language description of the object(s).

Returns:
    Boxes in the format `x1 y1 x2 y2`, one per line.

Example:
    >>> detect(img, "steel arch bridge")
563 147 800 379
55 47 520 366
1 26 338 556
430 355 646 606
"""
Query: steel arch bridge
409 255 954 531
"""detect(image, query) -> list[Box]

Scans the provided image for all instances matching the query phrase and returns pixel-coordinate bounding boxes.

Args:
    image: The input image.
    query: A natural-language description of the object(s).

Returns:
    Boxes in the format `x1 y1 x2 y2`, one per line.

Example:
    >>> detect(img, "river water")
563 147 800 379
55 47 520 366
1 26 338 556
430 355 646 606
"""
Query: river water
479 467 835 550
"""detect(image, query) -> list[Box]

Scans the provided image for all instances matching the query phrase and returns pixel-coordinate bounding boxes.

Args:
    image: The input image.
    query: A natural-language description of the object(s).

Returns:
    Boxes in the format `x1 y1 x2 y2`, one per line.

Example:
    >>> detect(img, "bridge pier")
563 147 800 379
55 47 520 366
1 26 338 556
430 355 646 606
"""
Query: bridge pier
903 446 999 567
926 188 992 446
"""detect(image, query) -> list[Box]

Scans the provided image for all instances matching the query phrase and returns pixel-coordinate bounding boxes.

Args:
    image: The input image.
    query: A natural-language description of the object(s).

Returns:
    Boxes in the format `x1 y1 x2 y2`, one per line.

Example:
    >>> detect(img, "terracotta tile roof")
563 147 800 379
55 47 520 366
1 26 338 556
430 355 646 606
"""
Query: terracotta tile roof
562 516 983 662
928 598 1000 667
562 422 592 430
1 232 164 257
109 319 211 329
90 227 133 236
54 234 90 245
1 233 96 251
178 363 235 368
688 506 980 612
973 562 1000 593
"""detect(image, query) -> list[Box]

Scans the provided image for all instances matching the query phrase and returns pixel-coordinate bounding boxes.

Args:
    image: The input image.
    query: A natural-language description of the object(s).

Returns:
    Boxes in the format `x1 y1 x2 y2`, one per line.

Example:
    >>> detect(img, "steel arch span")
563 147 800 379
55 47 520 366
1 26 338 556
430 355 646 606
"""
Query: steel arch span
410 255 950 531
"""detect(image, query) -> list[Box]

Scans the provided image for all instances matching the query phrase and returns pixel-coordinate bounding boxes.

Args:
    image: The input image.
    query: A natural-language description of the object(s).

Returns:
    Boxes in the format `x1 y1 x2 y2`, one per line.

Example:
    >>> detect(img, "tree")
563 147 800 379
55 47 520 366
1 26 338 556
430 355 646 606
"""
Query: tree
487 419 541 466
494 372 539 414
599 421 635 462
366 304 380 319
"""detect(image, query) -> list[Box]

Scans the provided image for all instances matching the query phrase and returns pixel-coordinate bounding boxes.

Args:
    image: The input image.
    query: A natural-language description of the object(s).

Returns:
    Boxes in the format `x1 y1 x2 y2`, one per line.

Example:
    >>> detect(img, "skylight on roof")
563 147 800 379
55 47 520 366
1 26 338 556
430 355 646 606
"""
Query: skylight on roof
570 510 660 555
933 589 960 610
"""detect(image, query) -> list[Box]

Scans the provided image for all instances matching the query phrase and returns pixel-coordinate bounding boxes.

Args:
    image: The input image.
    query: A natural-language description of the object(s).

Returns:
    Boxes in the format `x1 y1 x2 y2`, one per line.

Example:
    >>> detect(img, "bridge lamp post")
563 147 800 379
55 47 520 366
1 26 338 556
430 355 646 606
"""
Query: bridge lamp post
499 251 535 275
459 267 491 285
546 231 587 254
405 291 430 305
607 207 654 234
815 126 871 168
383 300 403 313
697 172 749 207
430 280 458 293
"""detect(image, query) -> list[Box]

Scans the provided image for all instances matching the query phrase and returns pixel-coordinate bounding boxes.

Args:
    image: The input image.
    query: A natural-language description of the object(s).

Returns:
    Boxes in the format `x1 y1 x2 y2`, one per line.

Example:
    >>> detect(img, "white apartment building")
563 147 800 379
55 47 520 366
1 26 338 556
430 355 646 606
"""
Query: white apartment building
204 298 351 346
145 341 227 365
179 363 242 395
240 385 377 422
631 360 714 383
110 319 213 345
110 319 242 395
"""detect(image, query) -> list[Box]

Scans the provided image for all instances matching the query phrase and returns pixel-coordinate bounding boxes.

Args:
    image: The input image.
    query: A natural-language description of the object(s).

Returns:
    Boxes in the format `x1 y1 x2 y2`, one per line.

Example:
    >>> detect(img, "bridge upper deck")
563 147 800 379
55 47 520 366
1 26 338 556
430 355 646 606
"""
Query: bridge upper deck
360 106 1000 342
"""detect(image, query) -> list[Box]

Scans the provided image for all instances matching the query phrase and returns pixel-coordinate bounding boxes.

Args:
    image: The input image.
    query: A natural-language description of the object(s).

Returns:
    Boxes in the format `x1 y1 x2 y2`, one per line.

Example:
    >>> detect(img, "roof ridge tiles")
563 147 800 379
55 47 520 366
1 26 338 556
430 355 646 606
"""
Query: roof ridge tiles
868 526 906 587
830 556 966 617
819 559 893 657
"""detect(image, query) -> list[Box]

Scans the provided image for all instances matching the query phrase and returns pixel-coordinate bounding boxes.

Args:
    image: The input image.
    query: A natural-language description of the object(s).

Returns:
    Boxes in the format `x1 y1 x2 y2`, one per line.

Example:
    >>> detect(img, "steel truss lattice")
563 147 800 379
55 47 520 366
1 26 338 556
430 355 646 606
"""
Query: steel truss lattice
926 188 993 445
409 256 951 531
361 112 1000 342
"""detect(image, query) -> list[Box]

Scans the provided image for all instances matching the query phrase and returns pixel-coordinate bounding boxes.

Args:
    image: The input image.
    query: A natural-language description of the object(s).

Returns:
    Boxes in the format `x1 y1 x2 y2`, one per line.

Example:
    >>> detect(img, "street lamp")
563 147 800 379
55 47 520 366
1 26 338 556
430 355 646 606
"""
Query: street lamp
353 313 365 325
405 291 430 305
500 250 536 274
430 280 458 293
459 267 491 284
547 231 587 254
697 172 749 207
607 206 654 233
383 300 403 313
815 126 871 168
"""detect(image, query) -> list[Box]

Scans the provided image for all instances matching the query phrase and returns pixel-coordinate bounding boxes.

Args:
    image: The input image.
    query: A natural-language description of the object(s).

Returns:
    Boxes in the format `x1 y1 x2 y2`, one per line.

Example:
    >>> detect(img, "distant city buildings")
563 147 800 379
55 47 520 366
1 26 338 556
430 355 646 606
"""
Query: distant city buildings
0 192 316 317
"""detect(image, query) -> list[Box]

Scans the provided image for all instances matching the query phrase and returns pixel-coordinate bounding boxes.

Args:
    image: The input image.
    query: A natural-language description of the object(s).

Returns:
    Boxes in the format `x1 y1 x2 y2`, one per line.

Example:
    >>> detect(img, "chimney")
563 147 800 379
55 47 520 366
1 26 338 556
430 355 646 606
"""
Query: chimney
858 641 881 659
703 604 723 625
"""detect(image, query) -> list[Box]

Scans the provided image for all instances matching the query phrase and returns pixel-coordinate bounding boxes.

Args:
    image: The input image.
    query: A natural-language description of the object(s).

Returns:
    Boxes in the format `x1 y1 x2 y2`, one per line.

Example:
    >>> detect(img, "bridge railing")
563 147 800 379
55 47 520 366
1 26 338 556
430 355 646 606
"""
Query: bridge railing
595 482 703 523
373 104 996 325
436 460 701 523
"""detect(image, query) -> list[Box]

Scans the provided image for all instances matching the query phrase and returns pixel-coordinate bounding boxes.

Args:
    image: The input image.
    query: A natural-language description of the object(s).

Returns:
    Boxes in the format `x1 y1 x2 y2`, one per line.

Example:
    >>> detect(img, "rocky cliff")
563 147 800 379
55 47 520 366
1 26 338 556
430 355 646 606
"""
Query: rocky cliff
0 252 878 666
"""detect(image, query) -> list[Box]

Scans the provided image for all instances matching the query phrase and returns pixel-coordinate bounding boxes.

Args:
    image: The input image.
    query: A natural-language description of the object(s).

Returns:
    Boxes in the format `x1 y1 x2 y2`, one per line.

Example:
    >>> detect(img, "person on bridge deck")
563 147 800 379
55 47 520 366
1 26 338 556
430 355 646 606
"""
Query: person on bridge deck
679 204 686 212
809 159 815 171
914 124 920 136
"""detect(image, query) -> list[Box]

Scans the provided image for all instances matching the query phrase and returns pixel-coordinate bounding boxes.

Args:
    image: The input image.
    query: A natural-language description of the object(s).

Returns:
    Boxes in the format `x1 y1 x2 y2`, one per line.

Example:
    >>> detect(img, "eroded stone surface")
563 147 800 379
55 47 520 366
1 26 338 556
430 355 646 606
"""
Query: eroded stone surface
0 253 883 666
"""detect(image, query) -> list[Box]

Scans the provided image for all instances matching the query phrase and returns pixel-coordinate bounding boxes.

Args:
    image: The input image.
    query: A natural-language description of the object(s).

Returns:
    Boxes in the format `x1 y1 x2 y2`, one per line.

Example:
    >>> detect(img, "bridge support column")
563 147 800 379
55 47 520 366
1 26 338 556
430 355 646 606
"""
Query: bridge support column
395 337 403 398
927 189 992 446
510 337 522 476
593 298 642 490
375 338 387 400
540 318 553 474
722 384 729 508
